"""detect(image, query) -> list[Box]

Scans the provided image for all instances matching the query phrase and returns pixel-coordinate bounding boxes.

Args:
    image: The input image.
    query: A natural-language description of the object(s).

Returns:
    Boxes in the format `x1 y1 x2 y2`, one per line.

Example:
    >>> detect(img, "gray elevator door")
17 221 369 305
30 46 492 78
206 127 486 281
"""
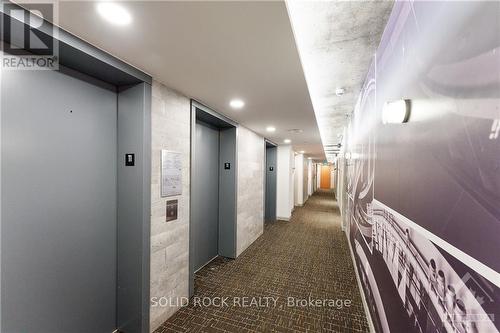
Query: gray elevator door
193 121 219 271
2 69 117 333
265 146 277 221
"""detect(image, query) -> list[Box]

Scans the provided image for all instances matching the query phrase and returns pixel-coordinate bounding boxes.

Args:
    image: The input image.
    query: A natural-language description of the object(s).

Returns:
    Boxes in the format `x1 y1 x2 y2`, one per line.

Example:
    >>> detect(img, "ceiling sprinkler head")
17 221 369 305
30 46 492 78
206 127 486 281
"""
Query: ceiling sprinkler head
335 87 345 96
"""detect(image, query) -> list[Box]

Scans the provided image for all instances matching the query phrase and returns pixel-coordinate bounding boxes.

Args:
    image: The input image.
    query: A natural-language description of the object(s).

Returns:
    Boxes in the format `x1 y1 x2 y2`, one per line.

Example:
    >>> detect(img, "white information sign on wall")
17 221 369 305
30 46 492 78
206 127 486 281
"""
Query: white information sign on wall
161 150 182 197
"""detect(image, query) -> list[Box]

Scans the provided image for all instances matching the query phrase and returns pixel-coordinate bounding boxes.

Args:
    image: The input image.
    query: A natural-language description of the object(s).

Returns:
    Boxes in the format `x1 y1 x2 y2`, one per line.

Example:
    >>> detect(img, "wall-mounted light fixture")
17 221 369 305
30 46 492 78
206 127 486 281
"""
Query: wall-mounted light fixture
382 99 411 124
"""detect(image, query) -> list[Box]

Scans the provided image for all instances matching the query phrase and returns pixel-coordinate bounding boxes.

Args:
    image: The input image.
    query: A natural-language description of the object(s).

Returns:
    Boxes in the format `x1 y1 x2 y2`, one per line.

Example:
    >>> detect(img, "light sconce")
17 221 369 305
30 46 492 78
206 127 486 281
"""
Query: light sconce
382 99 411 124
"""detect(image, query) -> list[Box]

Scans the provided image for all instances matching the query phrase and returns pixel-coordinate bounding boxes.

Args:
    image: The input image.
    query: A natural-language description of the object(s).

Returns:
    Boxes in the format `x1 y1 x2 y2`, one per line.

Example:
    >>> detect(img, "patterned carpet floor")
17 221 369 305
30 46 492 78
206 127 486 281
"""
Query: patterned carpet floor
154 190 369 333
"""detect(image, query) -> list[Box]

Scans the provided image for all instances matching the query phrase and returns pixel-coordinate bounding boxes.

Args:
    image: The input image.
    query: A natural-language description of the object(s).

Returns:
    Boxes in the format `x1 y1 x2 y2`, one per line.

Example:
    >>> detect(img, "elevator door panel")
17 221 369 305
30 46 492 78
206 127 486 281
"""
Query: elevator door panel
1 69 117 333
194 121 219 271
265 147 277 221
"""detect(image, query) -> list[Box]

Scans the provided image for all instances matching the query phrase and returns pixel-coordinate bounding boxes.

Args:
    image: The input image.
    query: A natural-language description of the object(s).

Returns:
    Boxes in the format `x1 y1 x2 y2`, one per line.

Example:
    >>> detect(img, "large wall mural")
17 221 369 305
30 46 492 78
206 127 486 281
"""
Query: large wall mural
340 1 500 333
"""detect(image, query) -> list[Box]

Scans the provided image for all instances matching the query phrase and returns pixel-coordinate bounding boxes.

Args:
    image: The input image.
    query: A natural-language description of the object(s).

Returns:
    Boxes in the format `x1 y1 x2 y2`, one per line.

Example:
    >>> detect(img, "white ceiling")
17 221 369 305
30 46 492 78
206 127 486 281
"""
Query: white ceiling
56 1 393 161
287 0 394 162
57 1 325 159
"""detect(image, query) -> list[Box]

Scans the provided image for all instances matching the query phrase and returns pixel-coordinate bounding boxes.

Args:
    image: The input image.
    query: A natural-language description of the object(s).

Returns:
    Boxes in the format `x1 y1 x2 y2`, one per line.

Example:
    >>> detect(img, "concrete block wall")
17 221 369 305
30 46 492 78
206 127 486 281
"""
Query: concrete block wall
236 126 264 256
150 81 190 332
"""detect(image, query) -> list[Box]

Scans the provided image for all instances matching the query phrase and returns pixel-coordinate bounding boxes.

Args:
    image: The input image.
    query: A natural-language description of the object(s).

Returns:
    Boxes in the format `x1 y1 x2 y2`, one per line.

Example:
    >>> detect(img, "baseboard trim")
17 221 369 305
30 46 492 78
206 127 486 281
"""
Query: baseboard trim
276 216 290 221
345 231 375 333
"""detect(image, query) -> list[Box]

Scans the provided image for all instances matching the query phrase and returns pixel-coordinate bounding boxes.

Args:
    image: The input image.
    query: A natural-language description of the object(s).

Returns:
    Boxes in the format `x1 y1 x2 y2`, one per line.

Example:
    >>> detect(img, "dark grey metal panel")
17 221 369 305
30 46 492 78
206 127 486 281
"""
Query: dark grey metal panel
1 69 117 333
266 140 277 148
196 108 233 129
189 102 238 296
192 101 237 128
0 2 152 86
117 83 151 333
189 105 196 297
265 147 277 221
193 121 219 271
218 128 237 258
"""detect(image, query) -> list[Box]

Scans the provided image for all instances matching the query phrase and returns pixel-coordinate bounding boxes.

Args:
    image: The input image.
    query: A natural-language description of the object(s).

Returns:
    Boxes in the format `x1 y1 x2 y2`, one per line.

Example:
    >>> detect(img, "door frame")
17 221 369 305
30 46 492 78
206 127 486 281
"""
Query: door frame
189 100 238 297
320 164 332 189
263 139 278 225
0 5 152 332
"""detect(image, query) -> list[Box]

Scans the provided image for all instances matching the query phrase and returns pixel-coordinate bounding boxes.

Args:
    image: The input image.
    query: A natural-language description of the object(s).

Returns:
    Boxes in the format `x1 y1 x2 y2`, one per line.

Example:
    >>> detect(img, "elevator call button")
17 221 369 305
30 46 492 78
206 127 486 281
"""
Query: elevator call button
224 162 231 170
125 153 135 166
166 200 178 222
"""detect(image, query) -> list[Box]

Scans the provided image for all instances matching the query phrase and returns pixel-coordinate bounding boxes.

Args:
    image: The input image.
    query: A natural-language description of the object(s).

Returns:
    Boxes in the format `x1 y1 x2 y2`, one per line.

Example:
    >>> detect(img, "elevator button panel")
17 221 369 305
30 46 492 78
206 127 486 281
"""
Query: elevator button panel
166 199 178 222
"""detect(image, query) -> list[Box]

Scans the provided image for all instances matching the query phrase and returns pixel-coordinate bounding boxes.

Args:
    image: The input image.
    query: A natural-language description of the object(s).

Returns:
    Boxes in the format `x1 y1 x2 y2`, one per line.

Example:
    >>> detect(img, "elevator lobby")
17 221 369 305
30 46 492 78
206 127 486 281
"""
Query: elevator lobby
1 1 499 333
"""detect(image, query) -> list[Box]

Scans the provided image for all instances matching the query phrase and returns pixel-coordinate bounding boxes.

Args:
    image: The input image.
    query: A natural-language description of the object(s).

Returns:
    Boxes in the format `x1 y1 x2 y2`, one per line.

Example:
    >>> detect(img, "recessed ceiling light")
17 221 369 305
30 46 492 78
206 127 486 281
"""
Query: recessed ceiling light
229 99 245 109
283 139 291 144
266 126 276 132
97 2 132 26
299 150 305 154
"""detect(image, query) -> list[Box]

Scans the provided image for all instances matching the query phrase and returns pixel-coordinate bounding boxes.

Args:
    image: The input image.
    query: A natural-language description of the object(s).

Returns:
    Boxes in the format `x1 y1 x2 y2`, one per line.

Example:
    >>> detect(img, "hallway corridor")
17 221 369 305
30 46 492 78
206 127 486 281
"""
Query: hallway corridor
155 190 369 333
